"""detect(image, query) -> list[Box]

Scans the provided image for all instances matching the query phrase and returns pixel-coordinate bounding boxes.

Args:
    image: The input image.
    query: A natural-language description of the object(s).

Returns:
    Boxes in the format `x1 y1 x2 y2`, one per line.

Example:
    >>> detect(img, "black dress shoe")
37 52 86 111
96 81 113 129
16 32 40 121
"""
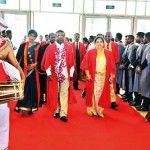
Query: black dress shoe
54 113 60 118
137 106 149 111
127 99 133 103
123 98 129 102
81 90 86 98
74 87 81 90
60 116 68 122
120 93 127 97
147 118 150 122
145 111 150 121
111 102 118 109
14 108 20 113
129 101 136 106
135 105 143 109
28 111 33 115
121 95 128 99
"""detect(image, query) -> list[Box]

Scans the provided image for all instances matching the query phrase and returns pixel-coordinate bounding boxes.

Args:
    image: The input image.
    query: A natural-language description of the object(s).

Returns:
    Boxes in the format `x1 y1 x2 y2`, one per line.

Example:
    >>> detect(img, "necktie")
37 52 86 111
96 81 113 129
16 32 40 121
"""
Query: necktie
76 42 80 66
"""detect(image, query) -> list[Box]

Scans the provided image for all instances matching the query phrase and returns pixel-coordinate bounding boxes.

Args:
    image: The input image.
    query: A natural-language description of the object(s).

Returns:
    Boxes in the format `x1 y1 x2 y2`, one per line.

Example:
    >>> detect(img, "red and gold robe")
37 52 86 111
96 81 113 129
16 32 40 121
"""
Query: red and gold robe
41 43 76 110
80 49 116 108
104 42 120 63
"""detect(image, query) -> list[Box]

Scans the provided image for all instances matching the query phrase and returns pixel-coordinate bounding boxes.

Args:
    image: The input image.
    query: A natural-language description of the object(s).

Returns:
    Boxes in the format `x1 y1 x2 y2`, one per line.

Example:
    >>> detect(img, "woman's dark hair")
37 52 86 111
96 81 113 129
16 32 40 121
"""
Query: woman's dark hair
28 29 38 37
83 37 89 44
94 36 104 43
68 38 72 42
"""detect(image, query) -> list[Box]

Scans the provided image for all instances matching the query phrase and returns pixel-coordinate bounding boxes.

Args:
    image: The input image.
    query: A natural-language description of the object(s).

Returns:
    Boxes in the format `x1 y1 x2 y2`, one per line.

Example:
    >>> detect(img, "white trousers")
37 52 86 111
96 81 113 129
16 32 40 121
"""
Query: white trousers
0 104 9 150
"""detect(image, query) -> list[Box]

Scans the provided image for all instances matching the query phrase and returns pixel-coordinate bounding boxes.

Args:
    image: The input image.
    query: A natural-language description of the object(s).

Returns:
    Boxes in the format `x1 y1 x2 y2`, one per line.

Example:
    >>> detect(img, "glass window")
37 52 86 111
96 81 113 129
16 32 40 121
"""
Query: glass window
41 0 73 13
136 2 145 16
137 19 150 33
31 0 40 11
126 1 136 15
79 15 83 37
94 0 125 15
110 18 132 41
84 0 93 14
4 13 27 54
74 0 83 13
34 12 79 40
146 2 150 16
85 17 107 38
0 0 19 10
31 12 34 29
20 0 29 10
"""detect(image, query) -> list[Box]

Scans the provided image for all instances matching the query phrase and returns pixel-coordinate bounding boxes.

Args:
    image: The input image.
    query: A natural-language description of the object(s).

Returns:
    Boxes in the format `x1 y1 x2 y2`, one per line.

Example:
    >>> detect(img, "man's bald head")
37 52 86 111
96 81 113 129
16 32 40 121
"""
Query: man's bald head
105 32 112 43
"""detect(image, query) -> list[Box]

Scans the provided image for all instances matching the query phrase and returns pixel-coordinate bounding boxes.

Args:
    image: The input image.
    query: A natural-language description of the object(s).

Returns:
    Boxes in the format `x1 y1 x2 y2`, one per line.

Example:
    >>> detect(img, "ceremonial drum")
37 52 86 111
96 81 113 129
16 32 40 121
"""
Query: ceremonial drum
0 81 24 104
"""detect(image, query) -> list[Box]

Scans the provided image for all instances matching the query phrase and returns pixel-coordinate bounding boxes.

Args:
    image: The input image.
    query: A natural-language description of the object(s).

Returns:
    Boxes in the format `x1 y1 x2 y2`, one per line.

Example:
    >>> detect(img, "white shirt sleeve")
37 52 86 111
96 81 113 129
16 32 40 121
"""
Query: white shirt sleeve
46 66 51 76
70 66 75 77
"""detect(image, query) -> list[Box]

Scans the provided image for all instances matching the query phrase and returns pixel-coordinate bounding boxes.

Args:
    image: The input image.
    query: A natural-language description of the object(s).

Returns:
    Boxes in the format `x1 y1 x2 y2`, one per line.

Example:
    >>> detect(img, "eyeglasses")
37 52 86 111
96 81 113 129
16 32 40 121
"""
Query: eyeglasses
57 34 65 37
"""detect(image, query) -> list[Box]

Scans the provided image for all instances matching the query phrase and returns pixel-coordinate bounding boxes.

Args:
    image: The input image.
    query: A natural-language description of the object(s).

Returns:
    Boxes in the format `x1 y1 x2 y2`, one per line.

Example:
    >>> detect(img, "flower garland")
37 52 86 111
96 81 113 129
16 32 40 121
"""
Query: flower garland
54 47 66 82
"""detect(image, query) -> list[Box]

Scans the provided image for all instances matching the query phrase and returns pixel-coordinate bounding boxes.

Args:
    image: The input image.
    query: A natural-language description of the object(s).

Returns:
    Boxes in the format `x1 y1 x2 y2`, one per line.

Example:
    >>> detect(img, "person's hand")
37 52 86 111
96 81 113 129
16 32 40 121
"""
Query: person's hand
119 64 125 70
86 74 92 81
21 79 25 87
109 77 113 83
128 64 134 70
135 67 141 74
27 62 38 70
128 65 132 69
109 74 115 83
47 75 53 81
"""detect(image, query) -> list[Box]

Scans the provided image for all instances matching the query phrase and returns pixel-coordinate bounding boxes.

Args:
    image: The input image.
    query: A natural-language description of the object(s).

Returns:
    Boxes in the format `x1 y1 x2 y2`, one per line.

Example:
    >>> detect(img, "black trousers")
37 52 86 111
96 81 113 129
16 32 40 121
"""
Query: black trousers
73 65 80 88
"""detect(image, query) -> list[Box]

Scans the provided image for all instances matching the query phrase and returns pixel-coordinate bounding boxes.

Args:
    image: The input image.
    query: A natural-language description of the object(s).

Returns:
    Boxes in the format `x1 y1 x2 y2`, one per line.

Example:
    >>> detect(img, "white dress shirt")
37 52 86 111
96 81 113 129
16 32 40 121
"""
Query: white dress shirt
87 41 95 51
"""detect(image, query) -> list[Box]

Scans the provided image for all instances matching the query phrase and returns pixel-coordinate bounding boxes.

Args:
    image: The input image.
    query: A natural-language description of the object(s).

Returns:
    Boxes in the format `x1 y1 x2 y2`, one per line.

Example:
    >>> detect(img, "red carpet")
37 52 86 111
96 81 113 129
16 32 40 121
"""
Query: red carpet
8 82 150 150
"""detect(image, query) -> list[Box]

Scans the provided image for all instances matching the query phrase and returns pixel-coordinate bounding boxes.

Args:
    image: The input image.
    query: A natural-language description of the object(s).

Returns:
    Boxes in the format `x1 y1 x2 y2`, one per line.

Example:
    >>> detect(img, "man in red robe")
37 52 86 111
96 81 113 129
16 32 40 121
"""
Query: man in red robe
104 32 119 108
70 33 86 90
104 32 120 64
41 30 75 122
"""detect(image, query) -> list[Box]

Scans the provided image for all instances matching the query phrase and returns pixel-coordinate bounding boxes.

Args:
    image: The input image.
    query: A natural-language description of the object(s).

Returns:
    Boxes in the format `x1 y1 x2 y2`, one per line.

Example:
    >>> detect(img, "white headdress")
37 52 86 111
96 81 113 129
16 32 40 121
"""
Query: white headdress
0 17 8 31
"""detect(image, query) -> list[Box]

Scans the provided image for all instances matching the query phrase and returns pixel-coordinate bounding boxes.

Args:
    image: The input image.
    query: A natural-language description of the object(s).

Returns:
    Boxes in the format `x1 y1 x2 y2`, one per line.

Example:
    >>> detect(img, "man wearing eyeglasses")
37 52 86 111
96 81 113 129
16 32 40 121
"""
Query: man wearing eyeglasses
41 30 76 122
